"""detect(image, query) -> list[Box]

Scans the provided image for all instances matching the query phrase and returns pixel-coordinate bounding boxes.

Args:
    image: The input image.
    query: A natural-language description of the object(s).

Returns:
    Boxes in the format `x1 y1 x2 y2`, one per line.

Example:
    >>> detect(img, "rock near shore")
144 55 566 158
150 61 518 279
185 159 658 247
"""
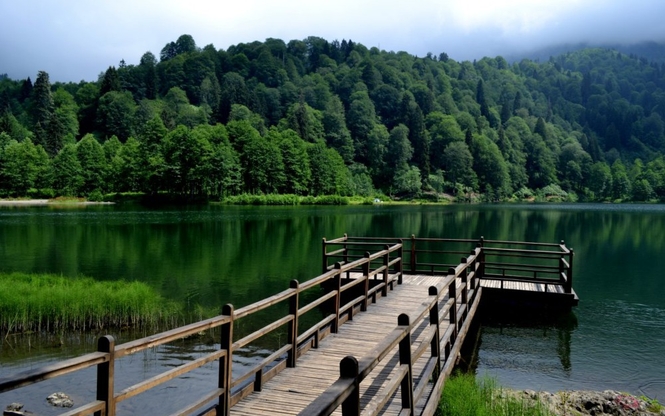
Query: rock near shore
512 389 665 416
46 392 73 408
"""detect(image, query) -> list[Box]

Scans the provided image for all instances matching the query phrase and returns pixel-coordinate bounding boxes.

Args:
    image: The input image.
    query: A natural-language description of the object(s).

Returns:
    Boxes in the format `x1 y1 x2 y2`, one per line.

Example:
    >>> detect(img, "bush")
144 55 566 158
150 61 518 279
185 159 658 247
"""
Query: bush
222 194 349 205
514 187 534 200
537 184 568 201
27 188 56 199
87 189 104 202
302 195 349 205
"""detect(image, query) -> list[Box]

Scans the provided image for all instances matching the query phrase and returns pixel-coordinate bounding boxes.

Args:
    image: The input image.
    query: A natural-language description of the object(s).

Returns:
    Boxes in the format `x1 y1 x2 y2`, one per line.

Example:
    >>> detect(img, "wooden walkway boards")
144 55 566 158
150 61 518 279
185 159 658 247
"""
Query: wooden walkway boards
0 236 577 416
230 274 458 416
480 279 566 293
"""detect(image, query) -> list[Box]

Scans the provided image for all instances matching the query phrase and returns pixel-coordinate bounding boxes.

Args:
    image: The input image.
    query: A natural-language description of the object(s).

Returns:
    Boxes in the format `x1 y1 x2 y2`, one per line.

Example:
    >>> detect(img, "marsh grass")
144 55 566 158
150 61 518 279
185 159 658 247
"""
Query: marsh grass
0 272 184 334
439 373 554 416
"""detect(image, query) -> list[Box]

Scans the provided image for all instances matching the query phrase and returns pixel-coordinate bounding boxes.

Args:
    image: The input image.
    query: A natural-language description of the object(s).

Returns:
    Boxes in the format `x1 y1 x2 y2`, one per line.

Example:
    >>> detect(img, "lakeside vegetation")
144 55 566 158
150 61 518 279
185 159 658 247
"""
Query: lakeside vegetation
0 272 184 334
439 373 554 416
1 35 665 203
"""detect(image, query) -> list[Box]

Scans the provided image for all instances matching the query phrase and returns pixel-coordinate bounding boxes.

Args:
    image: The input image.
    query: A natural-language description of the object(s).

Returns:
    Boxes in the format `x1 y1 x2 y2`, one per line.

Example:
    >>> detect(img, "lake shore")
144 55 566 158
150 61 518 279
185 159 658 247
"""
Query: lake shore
0 199 114 206
506 389 664 416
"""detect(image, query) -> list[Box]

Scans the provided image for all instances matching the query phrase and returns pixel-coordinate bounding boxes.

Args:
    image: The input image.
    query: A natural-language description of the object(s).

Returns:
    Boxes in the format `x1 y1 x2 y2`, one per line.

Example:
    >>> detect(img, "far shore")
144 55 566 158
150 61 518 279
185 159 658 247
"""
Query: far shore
0 199 114 206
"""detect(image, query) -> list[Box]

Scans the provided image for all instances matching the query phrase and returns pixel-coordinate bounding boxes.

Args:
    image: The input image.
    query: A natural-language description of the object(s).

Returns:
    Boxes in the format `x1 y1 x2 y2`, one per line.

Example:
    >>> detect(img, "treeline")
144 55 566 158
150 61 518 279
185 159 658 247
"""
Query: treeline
1 35 665 201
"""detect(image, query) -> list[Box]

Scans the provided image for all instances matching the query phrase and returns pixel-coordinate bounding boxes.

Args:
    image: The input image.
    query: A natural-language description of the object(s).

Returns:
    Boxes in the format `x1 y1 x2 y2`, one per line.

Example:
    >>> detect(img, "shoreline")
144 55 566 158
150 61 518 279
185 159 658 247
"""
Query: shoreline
0 199 114 206
506 388 664 416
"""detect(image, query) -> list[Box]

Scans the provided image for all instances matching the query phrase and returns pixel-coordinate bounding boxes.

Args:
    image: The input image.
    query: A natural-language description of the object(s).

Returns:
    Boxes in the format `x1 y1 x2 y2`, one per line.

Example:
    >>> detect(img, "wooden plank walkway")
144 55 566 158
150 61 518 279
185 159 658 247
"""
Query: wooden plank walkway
480 279 566 293
0 236 577 416
230 273 459 416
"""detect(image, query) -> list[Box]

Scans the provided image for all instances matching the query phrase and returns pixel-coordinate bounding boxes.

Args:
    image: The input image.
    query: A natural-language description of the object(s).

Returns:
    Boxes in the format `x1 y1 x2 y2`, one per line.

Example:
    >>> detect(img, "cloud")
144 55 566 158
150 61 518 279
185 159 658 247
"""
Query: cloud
1 0 665 82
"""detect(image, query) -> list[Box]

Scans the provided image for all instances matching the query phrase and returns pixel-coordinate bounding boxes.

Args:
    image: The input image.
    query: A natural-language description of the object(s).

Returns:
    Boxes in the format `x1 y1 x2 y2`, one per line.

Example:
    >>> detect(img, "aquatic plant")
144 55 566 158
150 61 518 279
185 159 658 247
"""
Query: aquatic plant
0 272 183 334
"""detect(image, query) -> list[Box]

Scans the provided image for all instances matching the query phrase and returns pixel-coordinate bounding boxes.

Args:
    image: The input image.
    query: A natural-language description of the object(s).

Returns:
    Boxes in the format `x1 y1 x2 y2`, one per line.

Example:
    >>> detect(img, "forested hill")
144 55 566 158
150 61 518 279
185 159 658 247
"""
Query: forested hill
1 35 665 202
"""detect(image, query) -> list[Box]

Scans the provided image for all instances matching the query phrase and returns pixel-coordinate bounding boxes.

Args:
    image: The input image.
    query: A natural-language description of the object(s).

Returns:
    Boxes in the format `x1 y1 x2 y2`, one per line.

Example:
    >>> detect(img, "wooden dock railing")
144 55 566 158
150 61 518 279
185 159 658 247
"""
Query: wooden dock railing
323 235 574 294
1 235 574 415
1 241 404 416
303 244 483 415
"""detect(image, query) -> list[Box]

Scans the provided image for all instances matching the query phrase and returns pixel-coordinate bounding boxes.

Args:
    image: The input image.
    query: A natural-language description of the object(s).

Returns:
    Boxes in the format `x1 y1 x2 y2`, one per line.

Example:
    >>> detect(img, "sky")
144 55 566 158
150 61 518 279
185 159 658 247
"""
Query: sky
1 0 665 83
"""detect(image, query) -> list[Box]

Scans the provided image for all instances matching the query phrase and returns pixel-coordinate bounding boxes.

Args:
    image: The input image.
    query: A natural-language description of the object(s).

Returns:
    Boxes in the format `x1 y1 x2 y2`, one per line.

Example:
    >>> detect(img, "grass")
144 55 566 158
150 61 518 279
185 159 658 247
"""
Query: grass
221 193 350 205
438 373 554 416
0 272 184 334
640 395 664 413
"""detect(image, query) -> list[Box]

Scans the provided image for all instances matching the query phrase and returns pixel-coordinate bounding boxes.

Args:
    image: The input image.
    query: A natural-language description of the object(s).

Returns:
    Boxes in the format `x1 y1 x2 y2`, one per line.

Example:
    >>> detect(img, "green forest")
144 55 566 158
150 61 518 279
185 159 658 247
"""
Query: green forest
1 34 665 202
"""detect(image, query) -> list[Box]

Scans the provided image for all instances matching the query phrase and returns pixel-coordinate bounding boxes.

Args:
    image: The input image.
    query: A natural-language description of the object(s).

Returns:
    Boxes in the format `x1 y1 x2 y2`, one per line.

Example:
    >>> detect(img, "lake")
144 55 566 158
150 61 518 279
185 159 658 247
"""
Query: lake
1 203 664 412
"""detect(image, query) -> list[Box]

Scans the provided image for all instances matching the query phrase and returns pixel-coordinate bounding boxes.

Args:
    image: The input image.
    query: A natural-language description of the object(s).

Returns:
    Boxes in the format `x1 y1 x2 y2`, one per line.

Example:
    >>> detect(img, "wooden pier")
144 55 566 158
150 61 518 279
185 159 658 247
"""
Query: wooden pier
0 236 577 416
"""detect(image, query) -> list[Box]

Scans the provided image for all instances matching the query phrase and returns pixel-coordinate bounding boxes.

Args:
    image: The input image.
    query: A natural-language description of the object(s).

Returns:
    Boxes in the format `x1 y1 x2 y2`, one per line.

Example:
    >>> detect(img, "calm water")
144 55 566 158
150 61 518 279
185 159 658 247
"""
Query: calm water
1 203 664 412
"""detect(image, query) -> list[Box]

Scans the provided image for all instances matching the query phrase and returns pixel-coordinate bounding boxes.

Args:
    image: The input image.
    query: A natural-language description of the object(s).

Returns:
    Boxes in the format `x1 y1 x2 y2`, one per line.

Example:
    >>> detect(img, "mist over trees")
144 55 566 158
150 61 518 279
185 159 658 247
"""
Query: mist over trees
1 35 665 202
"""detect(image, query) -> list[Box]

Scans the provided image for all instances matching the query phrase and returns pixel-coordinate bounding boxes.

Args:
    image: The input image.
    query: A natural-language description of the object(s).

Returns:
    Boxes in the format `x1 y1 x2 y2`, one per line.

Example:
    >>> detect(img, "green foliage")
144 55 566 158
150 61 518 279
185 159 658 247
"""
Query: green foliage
0 139 50 196
639 396 663 413
537 184 570 202
301 195 349 205
3 39 665 202
439 373 554 416
87 189 104 202
393 165 422 197
52 143 83 196
97 90 136 140
222 193 348 205
76 134 107 194
0 272 183 333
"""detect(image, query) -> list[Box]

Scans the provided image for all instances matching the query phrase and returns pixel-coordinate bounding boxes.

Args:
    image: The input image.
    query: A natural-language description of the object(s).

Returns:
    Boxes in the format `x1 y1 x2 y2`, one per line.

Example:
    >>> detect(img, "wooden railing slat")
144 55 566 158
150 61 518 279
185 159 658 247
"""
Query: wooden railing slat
0 352 109 393
59 400 106 416
115 349 227 403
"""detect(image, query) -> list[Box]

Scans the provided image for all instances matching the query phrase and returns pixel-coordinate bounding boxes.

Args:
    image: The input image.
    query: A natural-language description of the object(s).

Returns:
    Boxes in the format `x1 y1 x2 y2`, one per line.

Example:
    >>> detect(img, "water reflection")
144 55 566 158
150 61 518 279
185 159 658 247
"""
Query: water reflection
468 308 577 379
1 203 665 402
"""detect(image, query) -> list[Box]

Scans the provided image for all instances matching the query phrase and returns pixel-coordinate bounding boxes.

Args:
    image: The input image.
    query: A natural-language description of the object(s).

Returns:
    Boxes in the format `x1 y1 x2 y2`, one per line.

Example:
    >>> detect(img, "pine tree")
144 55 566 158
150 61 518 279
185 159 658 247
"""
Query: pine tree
30 71 54 148
100 66 121 96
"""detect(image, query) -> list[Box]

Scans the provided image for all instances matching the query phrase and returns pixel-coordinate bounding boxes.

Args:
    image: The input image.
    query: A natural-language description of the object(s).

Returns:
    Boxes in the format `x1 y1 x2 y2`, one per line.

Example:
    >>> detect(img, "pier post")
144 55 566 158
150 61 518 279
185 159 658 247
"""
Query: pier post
322 238 327 273
362 252 370 311
428 286 442 378
398 239 404 284
567 249 574 294
398 314 414 415
448 269 458 343
340 356 360 416
218 304 234 416
410 234 416 273
95 335 115 416
460 258 468 307
383 245 390 295
333 263 342 333
470 250 479 293
477 236 485 279
343 233 349 279
288 280 300 368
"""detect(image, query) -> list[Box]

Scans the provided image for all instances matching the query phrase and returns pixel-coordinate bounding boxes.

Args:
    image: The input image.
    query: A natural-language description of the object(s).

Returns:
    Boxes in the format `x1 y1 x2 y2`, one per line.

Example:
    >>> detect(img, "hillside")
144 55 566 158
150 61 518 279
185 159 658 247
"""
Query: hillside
1 35 664 202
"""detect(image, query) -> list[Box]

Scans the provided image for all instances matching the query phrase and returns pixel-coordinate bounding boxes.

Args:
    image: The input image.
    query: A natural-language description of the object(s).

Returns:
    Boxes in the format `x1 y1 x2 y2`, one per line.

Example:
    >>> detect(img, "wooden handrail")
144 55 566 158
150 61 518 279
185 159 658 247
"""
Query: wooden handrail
483 238 564 247
1 235 572 416
0 352 110 393
298 253 482 415
482 247 565 255
115 314 232 358
115 350 227 403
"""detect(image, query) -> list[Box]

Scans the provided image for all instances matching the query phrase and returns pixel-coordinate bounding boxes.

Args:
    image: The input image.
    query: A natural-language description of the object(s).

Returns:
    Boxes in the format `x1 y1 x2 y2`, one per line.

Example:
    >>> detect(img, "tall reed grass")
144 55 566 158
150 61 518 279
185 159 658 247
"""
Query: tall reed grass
439 373 554 416
0 273 183 334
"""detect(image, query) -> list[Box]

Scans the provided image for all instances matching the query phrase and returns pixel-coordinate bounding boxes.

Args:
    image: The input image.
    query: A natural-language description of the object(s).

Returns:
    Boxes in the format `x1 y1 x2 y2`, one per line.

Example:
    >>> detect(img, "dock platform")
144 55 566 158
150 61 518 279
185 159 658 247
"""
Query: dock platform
0 235 577 416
